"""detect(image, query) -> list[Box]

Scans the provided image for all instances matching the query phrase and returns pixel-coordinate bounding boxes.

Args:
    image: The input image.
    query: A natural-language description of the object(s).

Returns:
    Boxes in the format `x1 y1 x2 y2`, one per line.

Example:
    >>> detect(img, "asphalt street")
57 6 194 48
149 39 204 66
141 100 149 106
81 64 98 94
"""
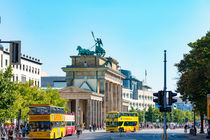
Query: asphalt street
63 128 206 140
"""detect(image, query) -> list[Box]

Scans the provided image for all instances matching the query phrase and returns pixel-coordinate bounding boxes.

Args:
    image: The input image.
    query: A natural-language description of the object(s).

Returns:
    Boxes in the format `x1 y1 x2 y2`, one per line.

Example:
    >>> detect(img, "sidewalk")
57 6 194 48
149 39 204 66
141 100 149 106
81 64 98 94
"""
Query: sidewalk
82 129 106 133
187 133 207 140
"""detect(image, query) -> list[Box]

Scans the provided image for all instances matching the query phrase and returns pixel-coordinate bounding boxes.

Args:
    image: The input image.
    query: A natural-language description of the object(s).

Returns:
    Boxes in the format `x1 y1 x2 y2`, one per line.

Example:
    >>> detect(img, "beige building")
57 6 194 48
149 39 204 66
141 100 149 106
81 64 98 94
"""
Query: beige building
0 45 42 87
59 55 126 128
122 86 155 111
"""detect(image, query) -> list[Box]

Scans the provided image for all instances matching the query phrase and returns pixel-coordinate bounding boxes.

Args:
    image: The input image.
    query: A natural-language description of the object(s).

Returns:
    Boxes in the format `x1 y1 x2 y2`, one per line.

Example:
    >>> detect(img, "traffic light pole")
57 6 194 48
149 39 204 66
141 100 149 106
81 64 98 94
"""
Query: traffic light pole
163 50 167 140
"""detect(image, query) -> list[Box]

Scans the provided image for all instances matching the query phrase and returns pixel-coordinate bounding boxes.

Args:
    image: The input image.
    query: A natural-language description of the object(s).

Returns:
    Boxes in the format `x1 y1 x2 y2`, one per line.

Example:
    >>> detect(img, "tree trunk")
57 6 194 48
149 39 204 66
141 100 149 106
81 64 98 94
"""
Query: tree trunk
200 113 204 133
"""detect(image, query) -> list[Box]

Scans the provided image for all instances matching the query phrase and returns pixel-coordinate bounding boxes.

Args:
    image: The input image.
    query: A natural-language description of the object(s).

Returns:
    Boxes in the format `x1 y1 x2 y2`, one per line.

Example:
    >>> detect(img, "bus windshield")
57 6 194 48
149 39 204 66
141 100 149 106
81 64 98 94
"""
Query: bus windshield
30 121 51 132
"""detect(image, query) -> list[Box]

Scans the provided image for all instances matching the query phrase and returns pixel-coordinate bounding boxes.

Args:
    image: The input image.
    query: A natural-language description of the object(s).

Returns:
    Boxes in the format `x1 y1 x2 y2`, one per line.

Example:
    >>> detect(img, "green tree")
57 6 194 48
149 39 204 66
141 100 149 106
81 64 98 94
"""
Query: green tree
0 66 19 122
175 31 210 133
145 106 153 123
129 106 136 112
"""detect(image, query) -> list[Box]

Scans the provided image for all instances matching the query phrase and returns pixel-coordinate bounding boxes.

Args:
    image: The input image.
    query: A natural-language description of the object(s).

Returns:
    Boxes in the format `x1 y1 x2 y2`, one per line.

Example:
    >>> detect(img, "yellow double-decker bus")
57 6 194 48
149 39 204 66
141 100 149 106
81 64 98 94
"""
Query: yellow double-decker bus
29 104 65 139
106 112 139 132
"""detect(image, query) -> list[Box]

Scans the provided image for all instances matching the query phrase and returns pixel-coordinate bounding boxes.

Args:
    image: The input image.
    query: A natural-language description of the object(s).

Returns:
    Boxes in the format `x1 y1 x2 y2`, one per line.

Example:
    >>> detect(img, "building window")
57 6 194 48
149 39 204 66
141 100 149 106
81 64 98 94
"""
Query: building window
136 103 138 107
16 75 18 81
13 76 15 82
23 64 25 71
19 64 21 70
26 65 28 71
21 75 26 83
29 66 31 72
38 69 40 75
35 68 37 74
32 67 34 73
16 65 18 69
35 80 36 86
5 59 8 66
38 81 39 87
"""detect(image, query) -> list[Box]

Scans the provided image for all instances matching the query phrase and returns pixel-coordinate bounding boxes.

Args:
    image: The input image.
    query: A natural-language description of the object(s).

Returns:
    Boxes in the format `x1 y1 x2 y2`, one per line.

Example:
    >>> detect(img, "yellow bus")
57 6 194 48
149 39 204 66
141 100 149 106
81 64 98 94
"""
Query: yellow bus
106 112 139 132
29 104 66 139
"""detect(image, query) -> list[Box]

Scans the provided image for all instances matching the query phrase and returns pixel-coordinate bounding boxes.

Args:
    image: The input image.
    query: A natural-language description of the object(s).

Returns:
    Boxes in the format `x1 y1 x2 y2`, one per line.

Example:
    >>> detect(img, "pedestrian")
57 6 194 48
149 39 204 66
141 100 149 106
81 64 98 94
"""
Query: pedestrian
82 123 85 130
21 126 26 138
89 124 92 132
93 123 96 132
1 127 6 140
8 127 13 140
100 123 102 129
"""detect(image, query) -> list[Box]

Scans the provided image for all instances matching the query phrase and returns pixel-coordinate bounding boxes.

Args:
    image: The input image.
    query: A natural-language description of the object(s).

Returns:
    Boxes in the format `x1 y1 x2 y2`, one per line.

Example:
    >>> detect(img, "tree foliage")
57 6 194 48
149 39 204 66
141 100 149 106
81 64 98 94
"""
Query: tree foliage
0 67 67 122
175 31 210 133
129 107 199 124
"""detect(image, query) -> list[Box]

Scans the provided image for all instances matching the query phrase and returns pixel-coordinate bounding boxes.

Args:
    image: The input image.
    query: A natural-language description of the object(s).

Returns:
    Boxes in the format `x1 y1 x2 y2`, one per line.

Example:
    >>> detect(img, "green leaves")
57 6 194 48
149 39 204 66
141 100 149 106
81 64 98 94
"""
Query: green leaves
175 31 210 133
0 67 67 122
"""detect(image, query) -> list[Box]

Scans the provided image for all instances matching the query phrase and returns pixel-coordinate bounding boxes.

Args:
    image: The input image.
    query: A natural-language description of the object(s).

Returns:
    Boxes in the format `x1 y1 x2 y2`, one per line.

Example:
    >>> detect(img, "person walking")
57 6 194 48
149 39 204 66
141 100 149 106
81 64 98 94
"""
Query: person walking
89 124 92 132
8 127 13 140
93 123 96 132
21 126 26 138
1 127 6 140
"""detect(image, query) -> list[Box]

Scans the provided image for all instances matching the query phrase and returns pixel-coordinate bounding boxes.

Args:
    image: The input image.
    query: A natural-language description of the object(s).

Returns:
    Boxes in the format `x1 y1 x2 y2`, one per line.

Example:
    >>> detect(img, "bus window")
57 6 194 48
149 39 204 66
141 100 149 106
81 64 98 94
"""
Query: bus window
29 107 50 115
124 113 129 116
106 122 110 126
113 113 118 118
129 121 137 126
118 122 123 126
124 121 129 126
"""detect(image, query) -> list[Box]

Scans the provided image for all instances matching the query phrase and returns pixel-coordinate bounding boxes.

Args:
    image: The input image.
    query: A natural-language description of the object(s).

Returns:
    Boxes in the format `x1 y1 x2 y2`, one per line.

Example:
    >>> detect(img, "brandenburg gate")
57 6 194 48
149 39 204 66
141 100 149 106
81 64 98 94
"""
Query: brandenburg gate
59 55 125 128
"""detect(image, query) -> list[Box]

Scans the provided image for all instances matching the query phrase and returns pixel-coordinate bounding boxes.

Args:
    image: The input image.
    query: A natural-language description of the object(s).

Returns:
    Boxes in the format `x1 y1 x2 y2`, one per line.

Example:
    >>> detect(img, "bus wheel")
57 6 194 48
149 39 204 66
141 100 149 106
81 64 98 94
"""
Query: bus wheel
54 133 56 140
119 128 124 133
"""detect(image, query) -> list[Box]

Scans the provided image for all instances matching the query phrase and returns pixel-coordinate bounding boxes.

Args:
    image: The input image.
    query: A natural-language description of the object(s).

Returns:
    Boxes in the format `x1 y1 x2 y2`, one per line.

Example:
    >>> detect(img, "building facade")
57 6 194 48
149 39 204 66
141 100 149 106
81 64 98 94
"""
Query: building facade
121 69 155 111
0 45 42 87
59 55 126 128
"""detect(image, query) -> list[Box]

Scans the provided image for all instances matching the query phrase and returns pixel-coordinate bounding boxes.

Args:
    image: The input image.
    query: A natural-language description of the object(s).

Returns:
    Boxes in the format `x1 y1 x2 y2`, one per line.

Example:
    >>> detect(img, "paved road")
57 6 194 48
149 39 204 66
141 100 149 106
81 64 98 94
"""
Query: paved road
63 128 206 140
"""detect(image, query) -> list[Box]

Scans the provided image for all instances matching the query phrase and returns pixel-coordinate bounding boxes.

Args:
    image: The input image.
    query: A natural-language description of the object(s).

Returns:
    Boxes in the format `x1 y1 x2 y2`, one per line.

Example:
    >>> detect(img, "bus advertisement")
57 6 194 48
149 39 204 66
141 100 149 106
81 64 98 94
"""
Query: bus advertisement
106 112 139 132
65 114 75 136
29 104 66 139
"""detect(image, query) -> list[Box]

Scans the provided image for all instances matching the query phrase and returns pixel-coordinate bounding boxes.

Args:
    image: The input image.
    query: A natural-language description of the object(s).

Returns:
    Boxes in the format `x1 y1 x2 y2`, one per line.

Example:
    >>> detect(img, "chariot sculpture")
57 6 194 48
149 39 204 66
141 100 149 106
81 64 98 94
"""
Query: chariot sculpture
77 32 106 57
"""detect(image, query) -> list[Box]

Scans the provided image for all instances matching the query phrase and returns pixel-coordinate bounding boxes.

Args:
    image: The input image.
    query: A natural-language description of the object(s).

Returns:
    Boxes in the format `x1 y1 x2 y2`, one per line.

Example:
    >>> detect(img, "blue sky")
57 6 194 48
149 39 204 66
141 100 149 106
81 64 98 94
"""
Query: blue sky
0 0 210 91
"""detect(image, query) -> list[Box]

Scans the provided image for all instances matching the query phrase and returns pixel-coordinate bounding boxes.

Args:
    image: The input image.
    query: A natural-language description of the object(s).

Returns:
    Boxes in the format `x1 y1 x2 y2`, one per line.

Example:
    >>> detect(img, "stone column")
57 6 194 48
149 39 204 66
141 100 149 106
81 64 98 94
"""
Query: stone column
103 81 107 122
100 101 103 127
114 84 117 111
75 99 79 124
95 100 98 126
69 99 72 113
109 82 113 111
106 81 110 112
118 85 122 112
88 99 92 126
92 100 94 125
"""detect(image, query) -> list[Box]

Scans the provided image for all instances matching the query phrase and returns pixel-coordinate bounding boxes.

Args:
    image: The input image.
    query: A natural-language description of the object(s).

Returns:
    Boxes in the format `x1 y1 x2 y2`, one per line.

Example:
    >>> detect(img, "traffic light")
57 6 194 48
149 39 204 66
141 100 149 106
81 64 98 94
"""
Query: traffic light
153 90 164 106
10 41 21 65
168 91 177 105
